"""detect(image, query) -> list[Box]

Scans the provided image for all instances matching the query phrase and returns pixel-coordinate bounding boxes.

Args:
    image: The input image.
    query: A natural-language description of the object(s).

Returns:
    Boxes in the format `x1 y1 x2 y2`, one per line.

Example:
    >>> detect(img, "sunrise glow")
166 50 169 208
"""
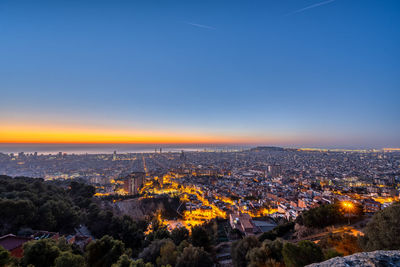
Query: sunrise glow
0 124 262 144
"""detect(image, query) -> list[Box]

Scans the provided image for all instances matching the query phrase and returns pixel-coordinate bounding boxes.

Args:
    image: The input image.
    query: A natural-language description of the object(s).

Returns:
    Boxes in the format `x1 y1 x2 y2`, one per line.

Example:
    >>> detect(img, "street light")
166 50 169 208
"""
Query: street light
341 201 354 225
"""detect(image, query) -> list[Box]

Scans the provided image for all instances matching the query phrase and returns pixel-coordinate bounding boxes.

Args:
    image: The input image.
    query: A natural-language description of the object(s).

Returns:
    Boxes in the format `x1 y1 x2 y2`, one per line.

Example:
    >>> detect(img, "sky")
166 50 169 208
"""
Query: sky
0 0 399 148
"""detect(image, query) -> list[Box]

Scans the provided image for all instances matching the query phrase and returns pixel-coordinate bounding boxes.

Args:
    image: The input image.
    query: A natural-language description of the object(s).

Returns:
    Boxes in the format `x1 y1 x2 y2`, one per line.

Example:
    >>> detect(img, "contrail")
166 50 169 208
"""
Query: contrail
185 22 216 30
286 0 336 16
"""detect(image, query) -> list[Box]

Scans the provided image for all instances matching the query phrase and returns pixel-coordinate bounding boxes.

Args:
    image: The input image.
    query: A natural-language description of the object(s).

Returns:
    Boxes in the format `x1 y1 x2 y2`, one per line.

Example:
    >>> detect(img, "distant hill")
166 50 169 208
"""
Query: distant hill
250 146 285 152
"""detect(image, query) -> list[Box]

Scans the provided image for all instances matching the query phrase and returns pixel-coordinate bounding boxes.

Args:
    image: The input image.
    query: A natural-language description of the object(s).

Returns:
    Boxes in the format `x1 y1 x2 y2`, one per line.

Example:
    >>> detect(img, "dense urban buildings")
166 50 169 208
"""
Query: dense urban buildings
1 147 399 227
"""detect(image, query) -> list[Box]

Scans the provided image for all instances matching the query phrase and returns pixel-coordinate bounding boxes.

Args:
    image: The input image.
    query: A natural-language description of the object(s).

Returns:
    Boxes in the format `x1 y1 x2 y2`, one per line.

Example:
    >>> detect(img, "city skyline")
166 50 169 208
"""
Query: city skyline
1 2 400 266
1 0 399 148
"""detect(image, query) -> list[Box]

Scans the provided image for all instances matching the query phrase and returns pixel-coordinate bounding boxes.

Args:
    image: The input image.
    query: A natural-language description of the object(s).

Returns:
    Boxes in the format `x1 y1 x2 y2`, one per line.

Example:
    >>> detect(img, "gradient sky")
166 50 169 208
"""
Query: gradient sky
1 0 399 148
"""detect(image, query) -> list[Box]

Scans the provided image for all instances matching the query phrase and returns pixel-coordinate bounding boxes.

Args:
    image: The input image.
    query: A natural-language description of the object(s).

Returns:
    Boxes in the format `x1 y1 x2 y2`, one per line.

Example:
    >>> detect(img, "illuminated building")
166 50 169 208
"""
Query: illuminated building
180 150 186 161
363 199 381 213
267 164 282 178
229 211 255 235
158 174 164 187
123 172 145 195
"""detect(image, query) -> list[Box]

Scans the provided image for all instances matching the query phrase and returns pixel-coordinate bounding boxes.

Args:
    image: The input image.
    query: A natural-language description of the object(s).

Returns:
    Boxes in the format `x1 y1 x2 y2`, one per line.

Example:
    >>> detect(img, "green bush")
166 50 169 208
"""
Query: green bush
359 202 400 251
259 222 294 242
282 241 324 267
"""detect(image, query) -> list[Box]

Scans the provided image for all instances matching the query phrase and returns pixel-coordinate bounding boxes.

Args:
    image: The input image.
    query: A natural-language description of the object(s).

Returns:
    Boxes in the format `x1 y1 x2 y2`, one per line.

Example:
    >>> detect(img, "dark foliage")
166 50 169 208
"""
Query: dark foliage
85 235 126 267
282 240 324 267
176 245 213 267
0 175 148 256
296 202 364 229
359 202 400 251
0 245 10 266
0 175 92 234
296 203 341 228
247 239 285 267
171 227 190 245
318 233 361 256
190 226 211 251
138 238 171 264
54 251 85 267
231 236 260 267
22 238 76 267
87 205 147 256
259 222 295 242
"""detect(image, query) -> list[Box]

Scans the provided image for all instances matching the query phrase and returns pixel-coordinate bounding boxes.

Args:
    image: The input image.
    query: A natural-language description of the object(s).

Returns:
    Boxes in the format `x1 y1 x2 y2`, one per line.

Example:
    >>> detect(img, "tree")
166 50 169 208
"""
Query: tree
177 240 190 253
38 200 80 232
296 204 343 228
22 239 61 267
131 259 155 267
111 255 155 267
153 228 171 241
0 245 10 266
247 239 284 267
282 241 324 267
21 236 83 267
156 240 178 267
231 236 260 267
190 226 211 251
54 251 85 267
360 202 400 251
259 222 294 242
70 181 96 199
176 245 213 267
318 233 361 256
171 227 189 245
0 199 36 233
87 203 147 256
0 176 91 236
112 254 134 267
87 207 114 238
110 215 147 256
139 239 170 264
86 235 126 267
146 218 170 243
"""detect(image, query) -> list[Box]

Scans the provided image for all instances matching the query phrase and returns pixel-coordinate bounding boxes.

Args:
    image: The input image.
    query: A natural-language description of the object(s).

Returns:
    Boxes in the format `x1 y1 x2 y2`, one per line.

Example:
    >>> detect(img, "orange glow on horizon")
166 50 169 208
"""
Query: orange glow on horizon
0 124 266 145
0 123 295 145
383 148 400 151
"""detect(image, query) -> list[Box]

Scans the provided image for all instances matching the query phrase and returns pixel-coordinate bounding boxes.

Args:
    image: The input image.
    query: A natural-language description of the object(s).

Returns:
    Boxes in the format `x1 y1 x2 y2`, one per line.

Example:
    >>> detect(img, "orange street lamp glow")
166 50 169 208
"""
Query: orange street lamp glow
341 201 354 225
341 201 354 210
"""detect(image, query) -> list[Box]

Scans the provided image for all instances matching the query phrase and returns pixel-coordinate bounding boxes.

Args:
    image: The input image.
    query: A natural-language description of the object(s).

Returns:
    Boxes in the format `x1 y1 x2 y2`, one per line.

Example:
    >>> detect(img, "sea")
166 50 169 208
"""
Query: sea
0 143 249 155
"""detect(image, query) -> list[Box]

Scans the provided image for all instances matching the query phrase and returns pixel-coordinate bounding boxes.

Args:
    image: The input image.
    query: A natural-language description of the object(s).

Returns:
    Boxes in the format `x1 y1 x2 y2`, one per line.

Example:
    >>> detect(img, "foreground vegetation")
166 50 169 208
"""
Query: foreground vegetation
1 175 399 267
0 175 216 266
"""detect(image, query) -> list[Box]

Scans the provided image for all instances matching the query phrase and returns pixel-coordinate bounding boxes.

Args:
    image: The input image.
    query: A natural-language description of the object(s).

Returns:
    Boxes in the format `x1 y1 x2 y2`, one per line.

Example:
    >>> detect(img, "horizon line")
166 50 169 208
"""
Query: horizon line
0 142 398 151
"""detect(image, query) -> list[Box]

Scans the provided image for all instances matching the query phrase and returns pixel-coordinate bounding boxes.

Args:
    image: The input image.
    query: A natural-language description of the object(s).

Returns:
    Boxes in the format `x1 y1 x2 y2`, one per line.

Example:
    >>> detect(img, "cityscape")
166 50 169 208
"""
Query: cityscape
1 146 400 266
1 0 400 266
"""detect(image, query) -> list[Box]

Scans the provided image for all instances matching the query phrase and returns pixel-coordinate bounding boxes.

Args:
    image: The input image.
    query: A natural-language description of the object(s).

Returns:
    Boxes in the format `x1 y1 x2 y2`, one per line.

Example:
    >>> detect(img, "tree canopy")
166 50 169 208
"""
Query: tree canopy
231 236 260 267
0 175 93 234
54 251 85 267
22 238 63 267
175 245 213 267
282 240 324 267
0 245 10 266
86 235 126 267
360 202 400 251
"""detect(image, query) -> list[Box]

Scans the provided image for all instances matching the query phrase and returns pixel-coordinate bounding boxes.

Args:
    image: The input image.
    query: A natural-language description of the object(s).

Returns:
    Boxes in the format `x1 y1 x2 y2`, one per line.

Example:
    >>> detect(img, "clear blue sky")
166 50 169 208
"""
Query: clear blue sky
1 0 399 148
